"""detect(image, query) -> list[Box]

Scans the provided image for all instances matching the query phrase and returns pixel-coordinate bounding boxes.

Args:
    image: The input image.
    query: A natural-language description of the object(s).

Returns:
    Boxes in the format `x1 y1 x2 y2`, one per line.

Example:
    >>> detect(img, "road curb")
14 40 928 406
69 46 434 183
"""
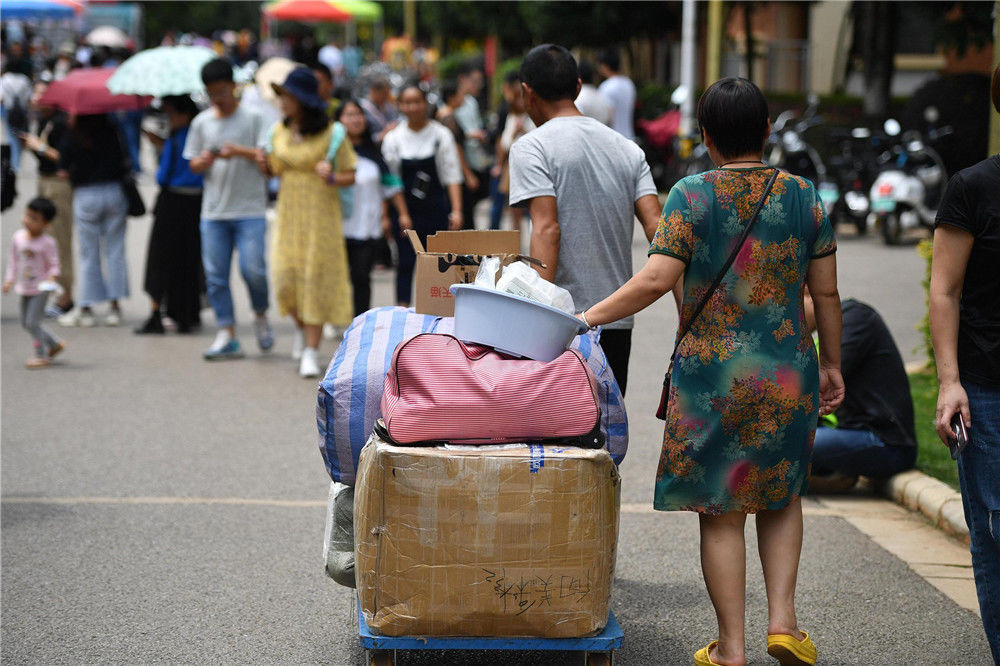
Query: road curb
882 469 969 543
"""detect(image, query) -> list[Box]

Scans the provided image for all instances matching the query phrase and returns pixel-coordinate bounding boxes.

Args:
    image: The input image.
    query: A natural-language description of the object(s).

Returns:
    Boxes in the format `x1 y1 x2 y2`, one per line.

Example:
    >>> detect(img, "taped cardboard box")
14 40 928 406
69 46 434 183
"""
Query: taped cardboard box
407 229 523 317
355 435 620 637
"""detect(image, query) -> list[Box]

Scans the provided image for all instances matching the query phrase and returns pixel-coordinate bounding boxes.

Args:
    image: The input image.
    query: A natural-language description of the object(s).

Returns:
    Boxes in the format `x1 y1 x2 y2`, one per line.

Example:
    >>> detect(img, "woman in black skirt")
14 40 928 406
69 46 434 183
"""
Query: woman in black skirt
135 95 205 334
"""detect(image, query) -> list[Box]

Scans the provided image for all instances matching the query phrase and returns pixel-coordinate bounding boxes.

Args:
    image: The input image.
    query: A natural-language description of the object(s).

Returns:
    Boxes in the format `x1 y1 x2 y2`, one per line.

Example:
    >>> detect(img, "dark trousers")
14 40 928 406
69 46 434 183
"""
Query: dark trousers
461 169 490 230
599 328 633 396
346 238 378 317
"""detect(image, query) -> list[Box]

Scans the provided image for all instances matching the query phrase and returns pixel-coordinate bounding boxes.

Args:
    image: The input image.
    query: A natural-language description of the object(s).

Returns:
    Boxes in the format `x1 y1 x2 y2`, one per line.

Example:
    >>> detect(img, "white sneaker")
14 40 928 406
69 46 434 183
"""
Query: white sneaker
291 329 305 360
58 308 96 328
104 309 122 327
322 323 337 340
299 347 321 378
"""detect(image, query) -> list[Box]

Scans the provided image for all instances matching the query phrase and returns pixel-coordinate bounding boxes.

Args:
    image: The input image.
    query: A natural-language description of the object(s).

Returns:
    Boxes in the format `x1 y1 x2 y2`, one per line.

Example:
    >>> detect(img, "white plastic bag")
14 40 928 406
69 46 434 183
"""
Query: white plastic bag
474 256 501 289
496 261 575 313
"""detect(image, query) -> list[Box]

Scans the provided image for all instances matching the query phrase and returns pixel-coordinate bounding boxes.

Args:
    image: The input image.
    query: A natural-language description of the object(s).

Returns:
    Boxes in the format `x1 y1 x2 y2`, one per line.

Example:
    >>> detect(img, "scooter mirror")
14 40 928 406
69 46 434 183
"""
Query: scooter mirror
924 106 940 124
884 119 901 136
670 85 689 106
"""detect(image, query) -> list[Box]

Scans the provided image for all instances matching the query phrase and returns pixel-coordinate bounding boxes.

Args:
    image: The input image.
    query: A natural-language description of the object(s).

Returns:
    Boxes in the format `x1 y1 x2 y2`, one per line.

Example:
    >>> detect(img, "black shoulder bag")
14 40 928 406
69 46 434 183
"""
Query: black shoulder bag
655 168 779 420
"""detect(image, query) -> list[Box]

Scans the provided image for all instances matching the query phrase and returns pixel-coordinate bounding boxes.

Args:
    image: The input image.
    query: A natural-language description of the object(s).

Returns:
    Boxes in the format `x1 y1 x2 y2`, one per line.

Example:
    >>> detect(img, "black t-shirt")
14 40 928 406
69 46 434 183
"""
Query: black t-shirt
35 115 68 176
934 155 1000 388
57 121 127 187
835 299 917 449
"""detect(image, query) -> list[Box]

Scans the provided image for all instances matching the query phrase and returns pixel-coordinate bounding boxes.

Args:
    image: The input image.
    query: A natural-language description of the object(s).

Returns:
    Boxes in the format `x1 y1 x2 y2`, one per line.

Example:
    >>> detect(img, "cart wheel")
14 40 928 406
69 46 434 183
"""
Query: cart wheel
586 651 612 666
367 649 394 666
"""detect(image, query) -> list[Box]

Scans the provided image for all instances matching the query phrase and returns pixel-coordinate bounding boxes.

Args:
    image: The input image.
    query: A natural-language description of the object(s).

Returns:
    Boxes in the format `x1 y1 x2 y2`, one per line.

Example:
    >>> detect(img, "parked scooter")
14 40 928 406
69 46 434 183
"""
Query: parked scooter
767 96 840 216
869 113 951 245
826 126 888 235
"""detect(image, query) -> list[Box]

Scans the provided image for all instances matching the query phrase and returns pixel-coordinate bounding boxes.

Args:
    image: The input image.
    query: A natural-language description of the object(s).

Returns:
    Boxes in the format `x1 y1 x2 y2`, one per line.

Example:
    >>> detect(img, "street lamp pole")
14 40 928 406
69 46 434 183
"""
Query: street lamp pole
680 0 697 137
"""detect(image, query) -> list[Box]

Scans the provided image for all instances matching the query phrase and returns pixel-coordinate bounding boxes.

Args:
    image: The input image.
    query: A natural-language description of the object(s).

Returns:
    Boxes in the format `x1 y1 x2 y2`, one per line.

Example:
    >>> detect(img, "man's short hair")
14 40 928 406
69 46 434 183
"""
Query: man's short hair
578 60 596 85
697 77 770 159
201 58 233 86
520 44 578 102
503 70 520 86
598 48 620 73
27 196 56 221
439 78 460 103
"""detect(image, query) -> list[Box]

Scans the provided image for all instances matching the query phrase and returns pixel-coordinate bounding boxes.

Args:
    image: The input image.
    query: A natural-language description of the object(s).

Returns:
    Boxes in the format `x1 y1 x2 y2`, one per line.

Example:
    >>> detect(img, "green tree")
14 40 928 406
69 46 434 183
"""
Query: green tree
138 1 261 46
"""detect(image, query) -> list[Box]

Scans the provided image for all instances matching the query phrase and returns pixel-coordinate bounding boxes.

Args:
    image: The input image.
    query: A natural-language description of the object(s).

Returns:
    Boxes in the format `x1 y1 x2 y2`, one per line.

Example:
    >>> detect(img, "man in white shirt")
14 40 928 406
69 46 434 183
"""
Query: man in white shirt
597 49 637 141
575 60 613 127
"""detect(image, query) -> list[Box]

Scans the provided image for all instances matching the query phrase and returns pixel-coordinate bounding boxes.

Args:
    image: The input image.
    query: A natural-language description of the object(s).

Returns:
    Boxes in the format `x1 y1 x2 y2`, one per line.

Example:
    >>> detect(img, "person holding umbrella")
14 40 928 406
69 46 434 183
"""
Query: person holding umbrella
134 95 204 335
263 67 356 378
55 113 130 327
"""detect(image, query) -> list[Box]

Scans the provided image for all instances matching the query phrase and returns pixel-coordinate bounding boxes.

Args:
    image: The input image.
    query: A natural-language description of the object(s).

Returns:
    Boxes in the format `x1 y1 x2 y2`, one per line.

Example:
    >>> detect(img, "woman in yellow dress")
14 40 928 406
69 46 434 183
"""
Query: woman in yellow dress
265 68 357 378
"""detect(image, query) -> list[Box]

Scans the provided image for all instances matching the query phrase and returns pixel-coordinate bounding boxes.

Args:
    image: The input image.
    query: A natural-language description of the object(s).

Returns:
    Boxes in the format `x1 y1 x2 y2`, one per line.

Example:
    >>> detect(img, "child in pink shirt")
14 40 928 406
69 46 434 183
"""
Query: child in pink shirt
3 197 65 368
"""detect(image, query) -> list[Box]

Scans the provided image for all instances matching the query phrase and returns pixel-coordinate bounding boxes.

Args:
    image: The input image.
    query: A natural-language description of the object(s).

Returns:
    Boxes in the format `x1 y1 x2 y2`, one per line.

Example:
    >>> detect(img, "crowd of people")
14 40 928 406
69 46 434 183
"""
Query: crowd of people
2 29 997 664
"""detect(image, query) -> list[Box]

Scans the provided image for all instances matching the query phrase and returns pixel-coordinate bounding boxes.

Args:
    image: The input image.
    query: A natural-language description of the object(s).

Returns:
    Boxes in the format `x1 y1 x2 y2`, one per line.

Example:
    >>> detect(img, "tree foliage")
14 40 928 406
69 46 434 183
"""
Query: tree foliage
138 1 261 46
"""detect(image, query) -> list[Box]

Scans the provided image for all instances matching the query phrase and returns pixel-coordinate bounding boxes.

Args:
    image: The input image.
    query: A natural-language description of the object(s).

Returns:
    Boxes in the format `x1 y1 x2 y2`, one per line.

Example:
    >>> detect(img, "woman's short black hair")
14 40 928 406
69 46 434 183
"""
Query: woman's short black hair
520 44 578 102
598 48 620 73
284 104 329 137
201 58 233 86
697 77 770 159
161 94 199 121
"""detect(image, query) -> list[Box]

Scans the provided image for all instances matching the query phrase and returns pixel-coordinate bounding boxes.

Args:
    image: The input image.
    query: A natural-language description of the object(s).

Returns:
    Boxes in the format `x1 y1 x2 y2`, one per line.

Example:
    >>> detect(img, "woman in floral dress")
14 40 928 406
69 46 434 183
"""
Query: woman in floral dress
579 78 844 666
266 68 357 378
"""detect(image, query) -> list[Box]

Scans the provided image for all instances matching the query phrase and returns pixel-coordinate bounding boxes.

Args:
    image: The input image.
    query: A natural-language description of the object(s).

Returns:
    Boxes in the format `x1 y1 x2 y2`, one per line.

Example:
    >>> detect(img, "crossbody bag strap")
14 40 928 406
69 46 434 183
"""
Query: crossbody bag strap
668 168 780 364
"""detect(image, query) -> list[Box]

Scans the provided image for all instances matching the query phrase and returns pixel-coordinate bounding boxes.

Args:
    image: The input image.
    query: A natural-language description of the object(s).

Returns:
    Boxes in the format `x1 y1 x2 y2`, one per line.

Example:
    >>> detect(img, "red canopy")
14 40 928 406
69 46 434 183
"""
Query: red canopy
263 0 351 22
36 67 151 116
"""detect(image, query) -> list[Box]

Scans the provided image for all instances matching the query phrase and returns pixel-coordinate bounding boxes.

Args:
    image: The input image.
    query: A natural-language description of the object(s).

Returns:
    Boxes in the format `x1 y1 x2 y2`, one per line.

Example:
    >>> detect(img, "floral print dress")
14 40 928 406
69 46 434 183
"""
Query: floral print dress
648 167 836 515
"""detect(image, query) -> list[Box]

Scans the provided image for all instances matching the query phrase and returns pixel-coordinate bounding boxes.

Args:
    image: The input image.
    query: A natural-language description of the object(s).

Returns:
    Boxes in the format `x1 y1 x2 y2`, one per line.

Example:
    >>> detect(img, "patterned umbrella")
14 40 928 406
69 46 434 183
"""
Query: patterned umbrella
85 26 131 48
37 67 151 116
254 57 300 104
107 46 219 97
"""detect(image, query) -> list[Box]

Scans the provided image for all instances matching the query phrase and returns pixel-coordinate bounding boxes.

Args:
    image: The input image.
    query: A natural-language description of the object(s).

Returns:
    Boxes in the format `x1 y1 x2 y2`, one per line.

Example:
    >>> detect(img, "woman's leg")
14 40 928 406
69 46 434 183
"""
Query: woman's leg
73 187 108 308
756 497 806 640
103 184 129 305
699 511 748 665
304 323 323 350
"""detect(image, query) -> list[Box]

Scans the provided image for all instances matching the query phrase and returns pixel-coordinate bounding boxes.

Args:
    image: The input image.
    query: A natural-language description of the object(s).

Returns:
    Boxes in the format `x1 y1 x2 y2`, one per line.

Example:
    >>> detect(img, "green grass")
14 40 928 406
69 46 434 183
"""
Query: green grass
908 369 960 490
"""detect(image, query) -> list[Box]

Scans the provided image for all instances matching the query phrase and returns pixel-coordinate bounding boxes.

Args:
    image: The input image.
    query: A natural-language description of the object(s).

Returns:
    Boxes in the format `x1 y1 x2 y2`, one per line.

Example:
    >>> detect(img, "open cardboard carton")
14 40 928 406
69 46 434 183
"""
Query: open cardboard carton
406 229 541 316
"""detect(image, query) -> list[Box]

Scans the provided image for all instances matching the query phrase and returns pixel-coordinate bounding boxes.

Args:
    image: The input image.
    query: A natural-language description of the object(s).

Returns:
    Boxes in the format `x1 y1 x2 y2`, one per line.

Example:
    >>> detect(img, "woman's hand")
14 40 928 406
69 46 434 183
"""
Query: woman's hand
464 170 479 191
818 365 845 416
448 210 462 230
381 215 393 238
315 161 332 180
21 133 42 152
936 380 971 446
399 213 413 231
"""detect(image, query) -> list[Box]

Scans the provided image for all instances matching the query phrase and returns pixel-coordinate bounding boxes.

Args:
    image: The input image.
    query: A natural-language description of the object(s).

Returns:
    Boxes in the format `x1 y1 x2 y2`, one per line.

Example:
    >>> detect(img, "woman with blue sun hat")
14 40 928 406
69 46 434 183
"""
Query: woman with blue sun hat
263 66 357 378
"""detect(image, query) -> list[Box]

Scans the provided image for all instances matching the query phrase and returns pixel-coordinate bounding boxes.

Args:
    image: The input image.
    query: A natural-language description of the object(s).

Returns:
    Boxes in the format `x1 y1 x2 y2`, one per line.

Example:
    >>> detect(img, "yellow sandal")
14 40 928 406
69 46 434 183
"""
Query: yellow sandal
767 631 817 665
694 640 721 666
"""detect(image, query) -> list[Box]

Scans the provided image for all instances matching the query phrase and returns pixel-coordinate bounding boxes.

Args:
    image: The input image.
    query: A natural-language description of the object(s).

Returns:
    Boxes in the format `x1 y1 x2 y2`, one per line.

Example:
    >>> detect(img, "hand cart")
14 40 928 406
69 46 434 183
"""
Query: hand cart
358 600 623 666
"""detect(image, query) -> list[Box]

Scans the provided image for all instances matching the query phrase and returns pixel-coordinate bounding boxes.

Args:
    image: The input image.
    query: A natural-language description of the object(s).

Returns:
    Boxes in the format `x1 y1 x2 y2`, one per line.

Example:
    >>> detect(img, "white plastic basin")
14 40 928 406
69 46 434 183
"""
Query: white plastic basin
449 284 587 362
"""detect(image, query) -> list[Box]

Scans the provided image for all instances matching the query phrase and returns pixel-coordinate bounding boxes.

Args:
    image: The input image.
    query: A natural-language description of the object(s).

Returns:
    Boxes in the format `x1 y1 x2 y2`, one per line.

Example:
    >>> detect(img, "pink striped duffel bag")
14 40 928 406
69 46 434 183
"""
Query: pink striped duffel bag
380 333 603 446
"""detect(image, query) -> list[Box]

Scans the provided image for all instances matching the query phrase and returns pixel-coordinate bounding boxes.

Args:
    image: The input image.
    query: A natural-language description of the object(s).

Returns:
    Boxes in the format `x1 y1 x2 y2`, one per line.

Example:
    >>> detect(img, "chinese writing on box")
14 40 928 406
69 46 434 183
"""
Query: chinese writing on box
428 287 452 298
481 568 592 615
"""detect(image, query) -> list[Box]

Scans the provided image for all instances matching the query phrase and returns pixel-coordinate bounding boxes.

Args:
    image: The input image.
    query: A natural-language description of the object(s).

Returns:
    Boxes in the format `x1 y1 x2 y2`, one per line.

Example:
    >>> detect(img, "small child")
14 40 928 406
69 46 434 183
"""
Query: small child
3 197 65 368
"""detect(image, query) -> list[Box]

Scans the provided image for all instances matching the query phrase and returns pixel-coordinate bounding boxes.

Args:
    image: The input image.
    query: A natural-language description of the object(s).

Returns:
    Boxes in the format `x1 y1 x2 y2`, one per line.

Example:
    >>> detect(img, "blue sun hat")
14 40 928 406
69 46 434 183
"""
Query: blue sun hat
271 66 327 111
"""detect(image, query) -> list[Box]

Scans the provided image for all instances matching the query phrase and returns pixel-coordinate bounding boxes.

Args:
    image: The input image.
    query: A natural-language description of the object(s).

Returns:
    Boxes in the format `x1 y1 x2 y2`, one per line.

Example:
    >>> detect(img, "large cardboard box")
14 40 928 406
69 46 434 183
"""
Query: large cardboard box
407 229 522 316
355 436 620 637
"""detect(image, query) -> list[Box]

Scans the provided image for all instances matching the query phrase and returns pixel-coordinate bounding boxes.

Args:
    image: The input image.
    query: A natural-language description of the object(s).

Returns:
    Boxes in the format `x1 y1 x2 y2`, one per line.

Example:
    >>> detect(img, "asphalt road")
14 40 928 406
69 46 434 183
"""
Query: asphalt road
1 156 991 664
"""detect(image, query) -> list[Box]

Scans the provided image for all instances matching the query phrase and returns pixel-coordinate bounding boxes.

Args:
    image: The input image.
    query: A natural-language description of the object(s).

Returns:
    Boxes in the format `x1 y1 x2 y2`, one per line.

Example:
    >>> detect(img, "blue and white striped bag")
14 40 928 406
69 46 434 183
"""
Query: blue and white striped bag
317 307 629 484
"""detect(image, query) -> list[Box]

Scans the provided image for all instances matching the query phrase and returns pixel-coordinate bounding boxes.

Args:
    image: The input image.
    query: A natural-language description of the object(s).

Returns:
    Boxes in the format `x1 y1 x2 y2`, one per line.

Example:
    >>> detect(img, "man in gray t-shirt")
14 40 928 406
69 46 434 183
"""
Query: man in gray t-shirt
185 58 273 361
509 44 661 395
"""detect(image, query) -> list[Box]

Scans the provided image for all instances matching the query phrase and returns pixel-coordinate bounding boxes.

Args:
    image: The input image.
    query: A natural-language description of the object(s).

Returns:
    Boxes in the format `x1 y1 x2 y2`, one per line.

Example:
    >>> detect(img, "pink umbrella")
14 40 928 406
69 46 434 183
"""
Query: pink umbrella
36 67 151 116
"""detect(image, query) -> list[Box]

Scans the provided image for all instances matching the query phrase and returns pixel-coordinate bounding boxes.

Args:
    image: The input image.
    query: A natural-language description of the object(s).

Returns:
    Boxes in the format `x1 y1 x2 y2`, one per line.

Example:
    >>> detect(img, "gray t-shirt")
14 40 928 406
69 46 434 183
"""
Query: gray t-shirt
509 115 656 329
183 104 268 220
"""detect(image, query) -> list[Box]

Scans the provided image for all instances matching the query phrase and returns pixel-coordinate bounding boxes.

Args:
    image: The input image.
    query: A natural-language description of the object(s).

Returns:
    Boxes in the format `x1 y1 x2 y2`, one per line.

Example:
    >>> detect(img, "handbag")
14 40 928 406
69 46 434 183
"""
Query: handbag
116 126 145 217
380 333 604 447
656 168 779 420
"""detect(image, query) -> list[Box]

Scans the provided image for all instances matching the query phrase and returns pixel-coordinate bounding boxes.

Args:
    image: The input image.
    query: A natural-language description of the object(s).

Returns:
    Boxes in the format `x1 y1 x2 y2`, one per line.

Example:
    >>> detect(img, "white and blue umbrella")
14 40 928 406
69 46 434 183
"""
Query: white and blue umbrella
107 45 244 97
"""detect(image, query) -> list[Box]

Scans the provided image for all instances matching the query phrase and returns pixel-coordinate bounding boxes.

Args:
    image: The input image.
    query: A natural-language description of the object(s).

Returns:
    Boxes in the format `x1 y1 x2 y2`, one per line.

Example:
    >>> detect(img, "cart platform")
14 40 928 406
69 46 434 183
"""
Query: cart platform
358 601 623 664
